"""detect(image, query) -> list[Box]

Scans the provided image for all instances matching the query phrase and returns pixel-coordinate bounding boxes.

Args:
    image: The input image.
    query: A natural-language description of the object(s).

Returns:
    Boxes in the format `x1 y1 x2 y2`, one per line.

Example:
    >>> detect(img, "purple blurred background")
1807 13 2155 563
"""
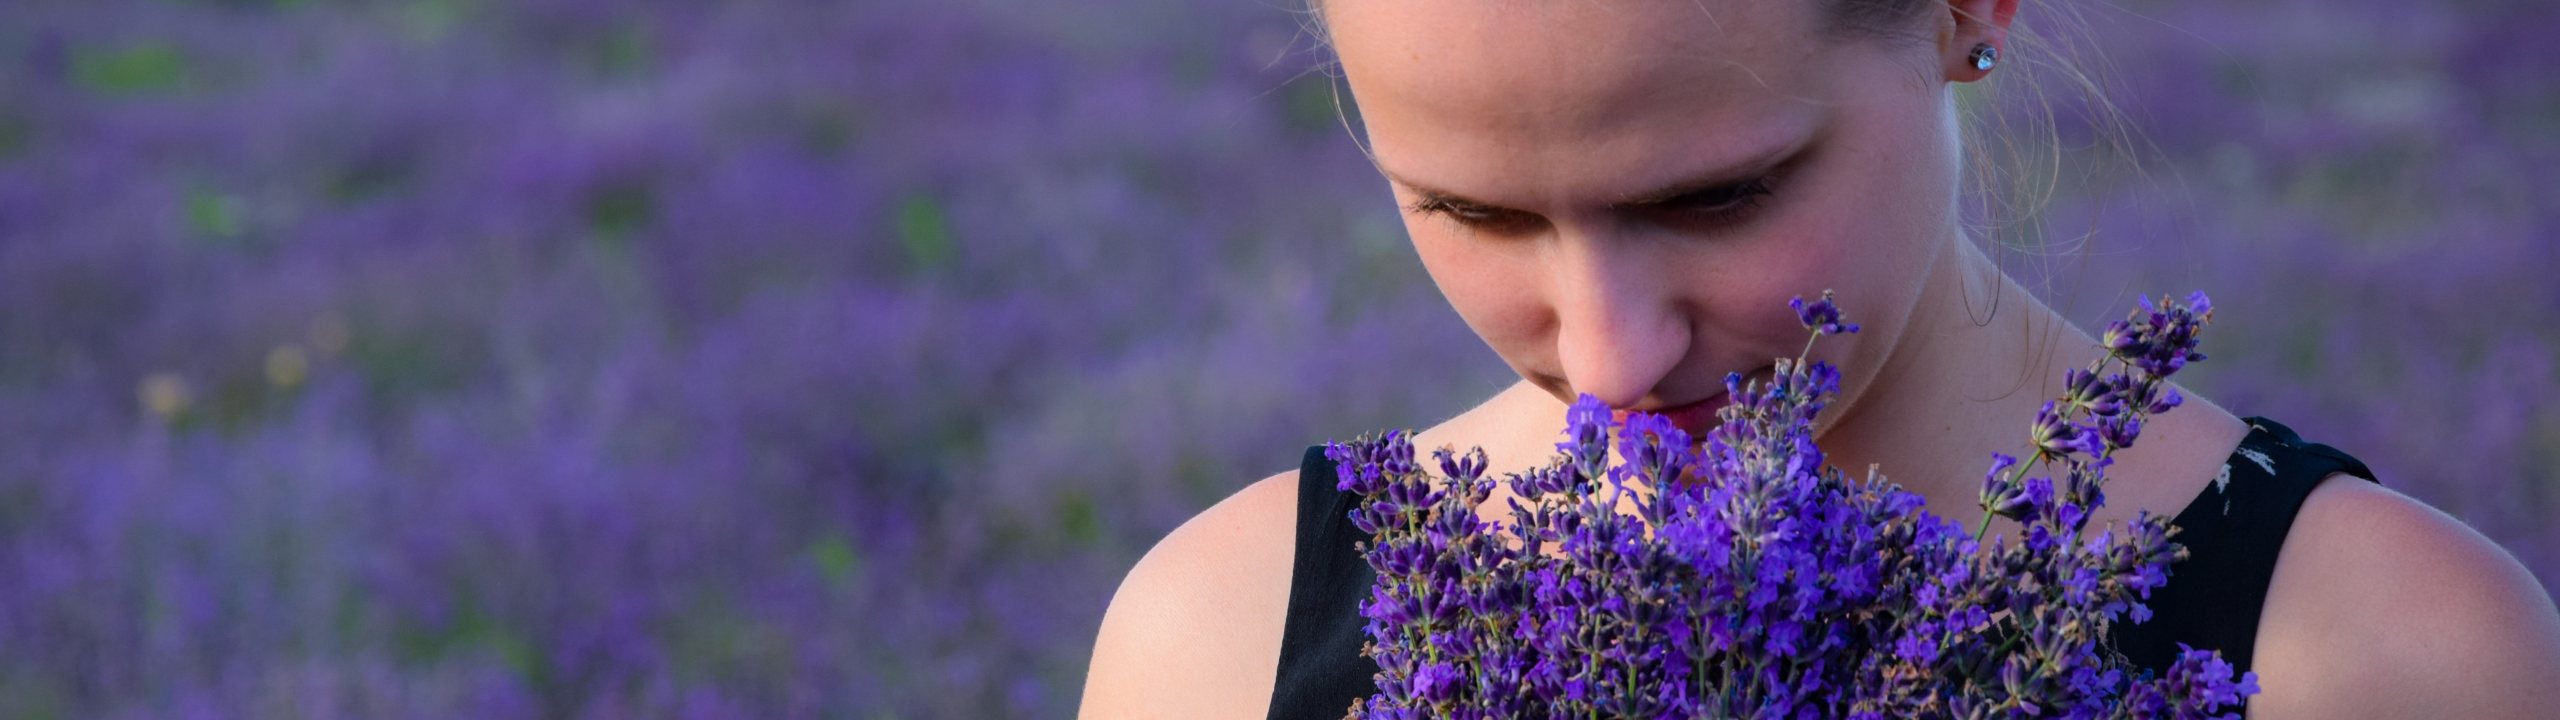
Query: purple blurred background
0 0 2551 716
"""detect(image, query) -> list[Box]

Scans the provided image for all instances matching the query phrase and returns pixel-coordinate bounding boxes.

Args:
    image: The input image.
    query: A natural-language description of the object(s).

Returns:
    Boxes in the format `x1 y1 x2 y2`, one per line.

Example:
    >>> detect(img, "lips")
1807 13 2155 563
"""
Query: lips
1612 392 1730 438
1606 365 1770 438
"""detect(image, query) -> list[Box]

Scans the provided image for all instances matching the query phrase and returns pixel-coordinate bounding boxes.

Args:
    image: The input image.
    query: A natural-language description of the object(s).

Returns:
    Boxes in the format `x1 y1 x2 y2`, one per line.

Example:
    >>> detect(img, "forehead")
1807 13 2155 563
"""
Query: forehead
1324 0 1831 201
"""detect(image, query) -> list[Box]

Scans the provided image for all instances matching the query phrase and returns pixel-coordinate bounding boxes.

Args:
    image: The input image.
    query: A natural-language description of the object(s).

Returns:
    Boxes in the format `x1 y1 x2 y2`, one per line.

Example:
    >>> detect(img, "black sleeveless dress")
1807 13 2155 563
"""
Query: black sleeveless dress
1265 416 2378 718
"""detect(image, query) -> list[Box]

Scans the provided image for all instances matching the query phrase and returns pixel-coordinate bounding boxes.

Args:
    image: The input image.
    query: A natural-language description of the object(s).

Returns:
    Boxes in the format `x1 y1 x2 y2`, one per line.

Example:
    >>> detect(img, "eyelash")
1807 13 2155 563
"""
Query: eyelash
1667 176 1778 227
1406 175 1781 235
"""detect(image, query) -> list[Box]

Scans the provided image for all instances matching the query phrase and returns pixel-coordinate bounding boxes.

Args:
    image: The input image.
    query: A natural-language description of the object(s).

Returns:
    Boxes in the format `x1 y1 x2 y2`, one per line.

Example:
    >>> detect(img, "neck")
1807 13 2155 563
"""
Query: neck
1809 234 2103 519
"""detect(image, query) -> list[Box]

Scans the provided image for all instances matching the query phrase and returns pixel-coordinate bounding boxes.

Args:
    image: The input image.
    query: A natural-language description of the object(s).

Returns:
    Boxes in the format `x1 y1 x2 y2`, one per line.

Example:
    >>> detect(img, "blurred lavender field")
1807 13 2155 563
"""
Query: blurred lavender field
0 0 2550 717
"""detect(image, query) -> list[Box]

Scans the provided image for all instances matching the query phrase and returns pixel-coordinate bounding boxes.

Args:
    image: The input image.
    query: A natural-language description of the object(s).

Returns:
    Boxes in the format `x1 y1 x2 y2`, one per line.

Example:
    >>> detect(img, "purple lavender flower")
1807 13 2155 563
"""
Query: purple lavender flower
2032 400 2106 459
1333 292 2251 717
21 0 2547 712
1791 289 1862 336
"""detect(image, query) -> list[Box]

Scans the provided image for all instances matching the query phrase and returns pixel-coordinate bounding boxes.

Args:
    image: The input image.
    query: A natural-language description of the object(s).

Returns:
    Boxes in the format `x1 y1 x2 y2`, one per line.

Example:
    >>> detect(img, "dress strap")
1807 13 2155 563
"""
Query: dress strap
2106 416 2381 677
1265 445 1380 719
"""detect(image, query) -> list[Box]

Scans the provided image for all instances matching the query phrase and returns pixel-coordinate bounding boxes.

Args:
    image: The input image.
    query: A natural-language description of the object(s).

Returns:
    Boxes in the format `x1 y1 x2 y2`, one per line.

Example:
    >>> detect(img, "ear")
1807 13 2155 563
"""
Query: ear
1942 0 2019 83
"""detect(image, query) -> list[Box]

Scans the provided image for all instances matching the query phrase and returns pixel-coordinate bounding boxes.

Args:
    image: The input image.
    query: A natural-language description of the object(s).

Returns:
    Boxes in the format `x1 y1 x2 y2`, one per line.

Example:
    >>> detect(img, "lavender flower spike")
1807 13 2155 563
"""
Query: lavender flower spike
1331 291 2252 719
1791 289 1861 335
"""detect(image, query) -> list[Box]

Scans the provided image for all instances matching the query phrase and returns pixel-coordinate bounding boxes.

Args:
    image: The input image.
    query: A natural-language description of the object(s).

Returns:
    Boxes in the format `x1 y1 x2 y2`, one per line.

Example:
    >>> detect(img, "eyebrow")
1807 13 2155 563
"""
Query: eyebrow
1384 134 1813 212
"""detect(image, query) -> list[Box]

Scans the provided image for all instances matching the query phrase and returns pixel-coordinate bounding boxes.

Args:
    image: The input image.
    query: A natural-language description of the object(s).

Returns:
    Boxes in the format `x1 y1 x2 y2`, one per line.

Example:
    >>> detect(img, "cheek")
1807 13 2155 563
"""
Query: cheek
1399 142 1942 371
1407 225 1550 351
1679 240 1841 348
1722 131 1945 332
1762 192 1902 304
1822 89 1962 307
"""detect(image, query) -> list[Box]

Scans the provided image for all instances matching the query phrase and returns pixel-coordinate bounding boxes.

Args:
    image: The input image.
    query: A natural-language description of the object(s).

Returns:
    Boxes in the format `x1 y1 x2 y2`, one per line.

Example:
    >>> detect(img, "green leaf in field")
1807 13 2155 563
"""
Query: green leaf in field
401 0 466 42
1282 73 1346 135
588 182 656 248
72 43 189 96
0 113 30 162
326 156 415 205
896 195 954 273
399 603 540 682
185 186 244 240
596 23 654 78
808 535 864 590
1057 489 1099 545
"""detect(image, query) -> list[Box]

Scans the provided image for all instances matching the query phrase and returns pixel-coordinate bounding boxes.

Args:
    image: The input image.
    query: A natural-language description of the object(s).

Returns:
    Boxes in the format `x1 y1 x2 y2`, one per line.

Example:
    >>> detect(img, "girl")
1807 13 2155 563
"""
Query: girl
1083 1 2560 716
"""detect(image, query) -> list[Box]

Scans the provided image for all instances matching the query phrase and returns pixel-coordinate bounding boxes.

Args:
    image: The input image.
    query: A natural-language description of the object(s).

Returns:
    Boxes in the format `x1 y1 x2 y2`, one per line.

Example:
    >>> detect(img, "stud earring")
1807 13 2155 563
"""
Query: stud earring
1969 43 1999 72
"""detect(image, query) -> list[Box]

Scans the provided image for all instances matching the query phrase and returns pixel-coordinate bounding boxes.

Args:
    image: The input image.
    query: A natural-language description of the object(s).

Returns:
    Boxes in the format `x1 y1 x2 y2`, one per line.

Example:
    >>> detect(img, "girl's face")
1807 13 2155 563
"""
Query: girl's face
1326 0 1976 433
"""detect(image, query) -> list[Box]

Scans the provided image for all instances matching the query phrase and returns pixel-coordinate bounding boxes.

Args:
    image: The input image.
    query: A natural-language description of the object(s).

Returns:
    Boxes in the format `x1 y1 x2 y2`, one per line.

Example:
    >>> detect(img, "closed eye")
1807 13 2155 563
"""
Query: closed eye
1653 177 1773 211
1647 175 1778 228
1402 172 1785 235
1405 197 1543 235
1388 133 1814 238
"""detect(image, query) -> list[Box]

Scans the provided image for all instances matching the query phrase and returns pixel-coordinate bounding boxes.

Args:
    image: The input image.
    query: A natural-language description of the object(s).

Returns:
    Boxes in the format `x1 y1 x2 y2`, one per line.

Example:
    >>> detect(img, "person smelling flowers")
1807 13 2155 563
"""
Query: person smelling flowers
1082 0 2560 717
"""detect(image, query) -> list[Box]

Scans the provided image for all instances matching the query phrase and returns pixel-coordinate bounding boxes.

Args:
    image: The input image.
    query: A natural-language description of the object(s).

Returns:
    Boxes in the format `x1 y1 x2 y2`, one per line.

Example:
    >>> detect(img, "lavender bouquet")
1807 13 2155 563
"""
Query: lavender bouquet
1326 292 2257 718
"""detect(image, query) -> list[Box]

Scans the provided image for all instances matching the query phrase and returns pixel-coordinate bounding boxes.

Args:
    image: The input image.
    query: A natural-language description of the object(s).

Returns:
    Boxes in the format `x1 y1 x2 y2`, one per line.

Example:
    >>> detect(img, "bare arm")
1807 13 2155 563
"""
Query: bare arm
1079 470 1301 719
2250 475 2560 718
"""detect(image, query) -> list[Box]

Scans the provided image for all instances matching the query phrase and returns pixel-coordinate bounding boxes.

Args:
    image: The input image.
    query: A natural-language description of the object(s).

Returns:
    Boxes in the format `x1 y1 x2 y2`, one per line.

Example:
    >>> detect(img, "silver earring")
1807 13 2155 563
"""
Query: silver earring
1969 43 1999 72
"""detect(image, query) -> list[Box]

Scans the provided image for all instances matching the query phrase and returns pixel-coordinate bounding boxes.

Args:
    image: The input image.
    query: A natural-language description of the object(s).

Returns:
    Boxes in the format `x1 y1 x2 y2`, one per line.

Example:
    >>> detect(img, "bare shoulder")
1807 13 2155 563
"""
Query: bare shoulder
2251 474 2560 718
1079 467 1302 719
1079 382 1546 718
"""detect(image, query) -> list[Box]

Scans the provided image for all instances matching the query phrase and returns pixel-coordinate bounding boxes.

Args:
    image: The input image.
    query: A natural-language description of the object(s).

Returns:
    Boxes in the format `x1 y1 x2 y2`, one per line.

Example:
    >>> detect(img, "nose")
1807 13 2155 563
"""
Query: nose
1549 232 1687 410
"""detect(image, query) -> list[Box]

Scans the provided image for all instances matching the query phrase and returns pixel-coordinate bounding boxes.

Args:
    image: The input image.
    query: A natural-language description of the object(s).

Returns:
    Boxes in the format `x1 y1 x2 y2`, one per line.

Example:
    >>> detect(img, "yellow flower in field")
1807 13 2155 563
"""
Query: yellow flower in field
138 372 190 420
267 345 309 388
